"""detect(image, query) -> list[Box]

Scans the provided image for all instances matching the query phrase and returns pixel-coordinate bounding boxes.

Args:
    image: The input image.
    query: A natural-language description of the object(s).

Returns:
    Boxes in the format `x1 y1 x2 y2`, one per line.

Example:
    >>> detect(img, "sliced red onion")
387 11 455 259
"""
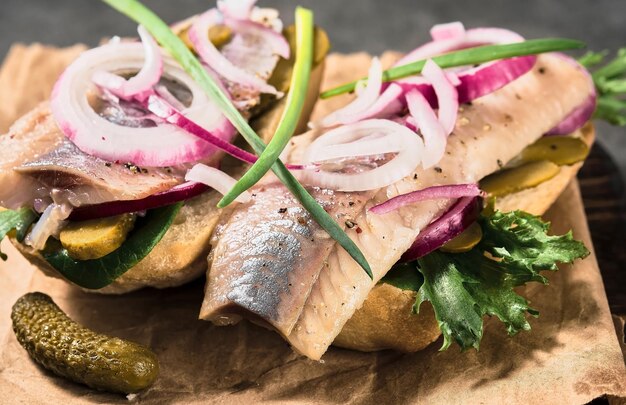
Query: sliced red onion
68 182 209 222
51 40 234 167
223 17 289 59
144 93 254 164
547 54 597 135
430 21 466 41
395 56 536 108
185 164 251 203
406 89 447 169
25 204 71 250
189 9 281 95
547 93 597 135
395 26 525 66
400 196 482 262
314 57 384 128
218 0 256 20
421 59 459 135
370 184 484 214
91 25 162 101
301 119 424 192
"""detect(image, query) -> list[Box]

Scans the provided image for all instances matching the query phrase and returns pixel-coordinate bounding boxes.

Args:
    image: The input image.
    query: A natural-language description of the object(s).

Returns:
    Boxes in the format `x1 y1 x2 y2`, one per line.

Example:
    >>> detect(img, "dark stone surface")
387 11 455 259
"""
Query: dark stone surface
1 1 624 311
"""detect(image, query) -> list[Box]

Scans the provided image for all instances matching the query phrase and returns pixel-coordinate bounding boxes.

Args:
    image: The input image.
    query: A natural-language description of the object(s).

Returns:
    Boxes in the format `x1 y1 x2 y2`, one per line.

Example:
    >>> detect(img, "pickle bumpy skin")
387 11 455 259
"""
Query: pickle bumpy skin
11 292 159 394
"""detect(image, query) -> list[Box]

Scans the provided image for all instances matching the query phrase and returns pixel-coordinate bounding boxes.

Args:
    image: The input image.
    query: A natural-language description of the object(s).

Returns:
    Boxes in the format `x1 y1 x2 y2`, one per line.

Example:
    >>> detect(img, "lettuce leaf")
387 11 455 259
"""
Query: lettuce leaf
384 210 589 351
0 207 38 260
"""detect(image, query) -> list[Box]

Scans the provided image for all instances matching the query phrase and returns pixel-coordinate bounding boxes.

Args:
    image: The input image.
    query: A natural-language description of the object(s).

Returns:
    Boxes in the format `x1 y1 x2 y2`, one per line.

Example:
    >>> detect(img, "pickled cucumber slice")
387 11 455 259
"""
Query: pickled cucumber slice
519 136 589 166
440 222 483 253
480 160 560 197
11 292 159 394
59 214 136 260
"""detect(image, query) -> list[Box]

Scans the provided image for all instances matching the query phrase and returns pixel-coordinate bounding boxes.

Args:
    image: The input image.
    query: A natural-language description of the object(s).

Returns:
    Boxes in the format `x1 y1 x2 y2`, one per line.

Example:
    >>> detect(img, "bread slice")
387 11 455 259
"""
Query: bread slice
10 57 326 294
334 123 595 352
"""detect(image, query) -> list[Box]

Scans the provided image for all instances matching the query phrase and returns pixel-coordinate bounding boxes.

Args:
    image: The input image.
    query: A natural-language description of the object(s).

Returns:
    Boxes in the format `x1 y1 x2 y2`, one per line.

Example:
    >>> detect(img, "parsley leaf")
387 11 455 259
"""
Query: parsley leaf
385 210 589 351
0 207 38 260
579 48 626 126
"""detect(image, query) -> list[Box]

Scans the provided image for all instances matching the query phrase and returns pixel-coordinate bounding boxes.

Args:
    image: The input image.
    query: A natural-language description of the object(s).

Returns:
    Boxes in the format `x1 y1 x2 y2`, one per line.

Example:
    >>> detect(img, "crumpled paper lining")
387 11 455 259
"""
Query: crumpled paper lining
0 45 625 405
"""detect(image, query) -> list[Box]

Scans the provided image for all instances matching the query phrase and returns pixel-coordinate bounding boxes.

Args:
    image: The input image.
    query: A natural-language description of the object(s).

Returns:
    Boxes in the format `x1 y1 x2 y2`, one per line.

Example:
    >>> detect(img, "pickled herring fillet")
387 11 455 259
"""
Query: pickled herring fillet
201 183 370 337
201 54 593 359
0 103 186 209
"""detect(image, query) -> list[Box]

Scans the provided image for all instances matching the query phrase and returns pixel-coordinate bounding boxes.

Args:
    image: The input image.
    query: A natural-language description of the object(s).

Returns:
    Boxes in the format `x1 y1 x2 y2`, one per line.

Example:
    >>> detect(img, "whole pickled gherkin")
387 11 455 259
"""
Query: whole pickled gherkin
11 292 159 394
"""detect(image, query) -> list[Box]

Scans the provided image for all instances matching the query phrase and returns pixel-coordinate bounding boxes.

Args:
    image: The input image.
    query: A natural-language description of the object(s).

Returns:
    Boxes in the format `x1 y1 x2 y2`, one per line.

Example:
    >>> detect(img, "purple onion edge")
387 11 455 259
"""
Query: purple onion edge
399 196 482 262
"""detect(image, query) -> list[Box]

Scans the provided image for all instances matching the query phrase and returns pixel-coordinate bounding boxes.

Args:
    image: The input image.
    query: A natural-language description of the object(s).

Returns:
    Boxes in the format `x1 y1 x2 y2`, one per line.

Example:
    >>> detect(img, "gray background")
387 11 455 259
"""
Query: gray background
1 0 625 181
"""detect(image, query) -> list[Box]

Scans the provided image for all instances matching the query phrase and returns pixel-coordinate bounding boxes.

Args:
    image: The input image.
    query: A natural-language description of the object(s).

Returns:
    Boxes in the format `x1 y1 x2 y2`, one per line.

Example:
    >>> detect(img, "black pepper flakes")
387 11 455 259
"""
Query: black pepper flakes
348 201 355 207
538 67 546 74
497 159 504 168
345 220 356 229
413 173 418 180
105 162 112 167
278 207 287 214
434 167 443 173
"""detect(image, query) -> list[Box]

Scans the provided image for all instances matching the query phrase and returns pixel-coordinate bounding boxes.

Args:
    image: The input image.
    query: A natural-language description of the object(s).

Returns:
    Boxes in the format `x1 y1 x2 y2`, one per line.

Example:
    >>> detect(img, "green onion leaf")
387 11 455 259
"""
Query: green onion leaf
218 7 314 208
320 38 586 99
43 203 182 289
101 0 372 278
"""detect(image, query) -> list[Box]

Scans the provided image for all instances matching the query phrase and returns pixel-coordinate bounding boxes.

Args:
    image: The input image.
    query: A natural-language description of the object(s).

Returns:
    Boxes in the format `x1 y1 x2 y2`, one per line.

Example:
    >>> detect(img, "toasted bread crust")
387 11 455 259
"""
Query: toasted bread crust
334 123 595 352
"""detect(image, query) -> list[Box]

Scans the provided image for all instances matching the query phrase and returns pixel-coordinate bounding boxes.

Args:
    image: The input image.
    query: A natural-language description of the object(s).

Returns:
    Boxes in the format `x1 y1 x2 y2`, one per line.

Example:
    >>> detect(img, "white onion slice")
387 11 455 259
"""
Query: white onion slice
217 0 256 20
421 59 458 135
315 57 384 128
91 25 162 101
185 164 251 203
51 41 234 167
302 119 424 192
25 204 71 251
406 89 446 169
189 9 281 95
224 17 289 59
430 21 466 41
395 26 525 66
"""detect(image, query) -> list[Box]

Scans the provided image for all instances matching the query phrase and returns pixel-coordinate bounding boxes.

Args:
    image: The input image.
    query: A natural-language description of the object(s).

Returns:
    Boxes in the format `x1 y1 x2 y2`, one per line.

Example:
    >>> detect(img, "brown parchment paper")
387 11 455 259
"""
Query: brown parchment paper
0 45 625 405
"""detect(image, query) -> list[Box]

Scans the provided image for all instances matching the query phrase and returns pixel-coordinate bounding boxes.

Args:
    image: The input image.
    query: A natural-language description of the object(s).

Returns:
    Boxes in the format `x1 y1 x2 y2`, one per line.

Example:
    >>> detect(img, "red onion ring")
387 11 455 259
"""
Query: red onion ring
51 39 234 167
185 164 251 203
547 93 597 135
546 54 597 135
91 26 162 101
218 0 256 20
314 57 385 128
68 182 209 222
406 88 448 169
400 196 483 262
302 119 424 192
395 25 525 66
370 184 484 214
189 9 283 95
430 22 466 41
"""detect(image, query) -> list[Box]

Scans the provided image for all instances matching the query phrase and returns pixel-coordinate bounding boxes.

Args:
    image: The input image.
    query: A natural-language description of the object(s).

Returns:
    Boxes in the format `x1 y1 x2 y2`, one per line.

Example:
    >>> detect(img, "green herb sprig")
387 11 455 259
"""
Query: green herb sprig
321 38 586 99
579 49 626 126
382 210 589 351
102 0 372 278
218 7 313 208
